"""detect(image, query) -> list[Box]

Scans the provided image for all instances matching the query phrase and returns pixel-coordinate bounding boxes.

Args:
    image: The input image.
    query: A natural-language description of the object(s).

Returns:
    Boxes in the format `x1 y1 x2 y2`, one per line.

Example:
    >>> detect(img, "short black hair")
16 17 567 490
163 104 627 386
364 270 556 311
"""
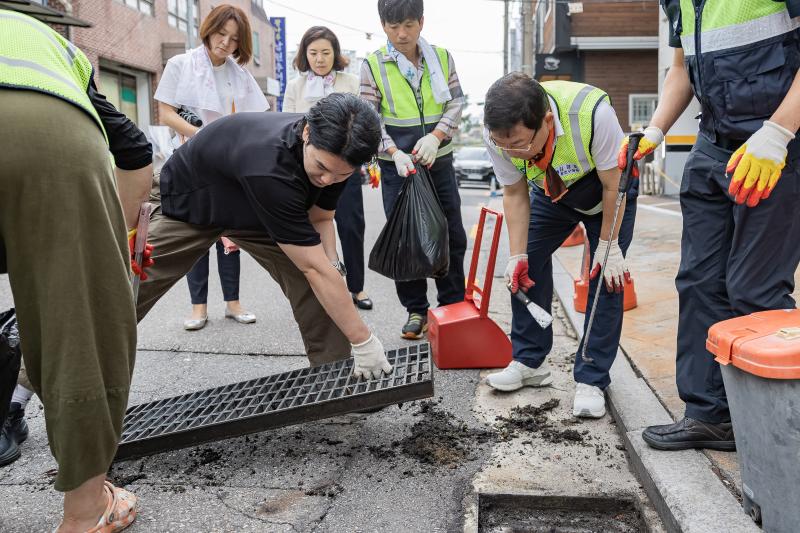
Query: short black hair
484 72 550 133
306 93 381 167
378 0 423 24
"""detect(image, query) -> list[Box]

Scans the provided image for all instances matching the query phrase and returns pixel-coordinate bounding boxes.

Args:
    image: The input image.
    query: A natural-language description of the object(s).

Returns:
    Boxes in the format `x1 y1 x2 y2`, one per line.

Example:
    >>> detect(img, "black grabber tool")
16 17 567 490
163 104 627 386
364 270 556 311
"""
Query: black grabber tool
130 202 153 302
580 132 643 363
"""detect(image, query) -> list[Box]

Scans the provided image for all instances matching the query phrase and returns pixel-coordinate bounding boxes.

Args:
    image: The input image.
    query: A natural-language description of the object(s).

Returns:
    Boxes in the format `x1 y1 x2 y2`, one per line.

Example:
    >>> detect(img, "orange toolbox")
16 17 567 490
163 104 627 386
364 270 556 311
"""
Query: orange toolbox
428 207 512 369
706 309 800 530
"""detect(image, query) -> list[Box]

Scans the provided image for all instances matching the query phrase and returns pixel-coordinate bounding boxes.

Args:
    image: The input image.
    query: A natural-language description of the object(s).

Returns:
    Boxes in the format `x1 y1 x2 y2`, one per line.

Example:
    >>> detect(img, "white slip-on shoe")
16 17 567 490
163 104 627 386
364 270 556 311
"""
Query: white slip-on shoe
225 310 257 324
573 382 606 418
486 360 553 392
183 316 208 331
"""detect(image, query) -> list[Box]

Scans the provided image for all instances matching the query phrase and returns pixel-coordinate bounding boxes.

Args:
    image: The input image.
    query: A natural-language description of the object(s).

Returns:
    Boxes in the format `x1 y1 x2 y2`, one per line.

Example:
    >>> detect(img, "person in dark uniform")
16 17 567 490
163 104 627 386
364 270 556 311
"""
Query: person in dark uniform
618 0 800 451
137 93 393 377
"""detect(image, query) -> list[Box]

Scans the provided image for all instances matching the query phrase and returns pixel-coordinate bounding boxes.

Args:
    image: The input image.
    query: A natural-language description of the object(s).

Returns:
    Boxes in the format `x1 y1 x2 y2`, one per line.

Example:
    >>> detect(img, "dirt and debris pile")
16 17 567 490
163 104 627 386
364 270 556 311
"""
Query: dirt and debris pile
396 401 495 467
495 399 589 445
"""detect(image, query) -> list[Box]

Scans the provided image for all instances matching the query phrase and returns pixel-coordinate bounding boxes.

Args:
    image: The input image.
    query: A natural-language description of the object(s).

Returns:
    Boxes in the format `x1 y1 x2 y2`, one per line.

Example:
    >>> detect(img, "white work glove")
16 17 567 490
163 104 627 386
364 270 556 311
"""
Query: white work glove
504 254 534 294
412 133 441 166
590 239 629 293
727 120 795 207
391 149 416 178
351 333 393 380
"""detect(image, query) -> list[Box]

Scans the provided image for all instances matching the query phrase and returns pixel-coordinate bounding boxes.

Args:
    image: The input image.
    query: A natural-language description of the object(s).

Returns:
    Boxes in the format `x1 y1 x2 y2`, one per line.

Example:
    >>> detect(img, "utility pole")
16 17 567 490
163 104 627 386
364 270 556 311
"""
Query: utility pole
521 0 534 76
503 0 509 75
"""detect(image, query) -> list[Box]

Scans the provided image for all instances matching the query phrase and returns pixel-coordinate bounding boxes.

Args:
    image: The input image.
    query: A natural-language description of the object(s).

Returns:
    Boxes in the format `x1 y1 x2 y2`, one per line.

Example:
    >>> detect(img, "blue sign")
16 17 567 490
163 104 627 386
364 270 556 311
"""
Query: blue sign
270 17 287 111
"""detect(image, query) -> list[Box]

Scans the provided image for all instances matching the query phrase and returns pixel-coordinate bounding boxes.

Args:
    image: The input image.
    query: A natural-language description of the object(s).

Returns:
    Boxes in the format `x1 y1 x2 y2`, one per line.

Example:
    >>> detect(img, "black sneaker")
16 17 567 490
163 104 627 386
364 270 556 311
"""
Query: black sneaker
401 313 428 340
642 416 735 451
0 403 27 467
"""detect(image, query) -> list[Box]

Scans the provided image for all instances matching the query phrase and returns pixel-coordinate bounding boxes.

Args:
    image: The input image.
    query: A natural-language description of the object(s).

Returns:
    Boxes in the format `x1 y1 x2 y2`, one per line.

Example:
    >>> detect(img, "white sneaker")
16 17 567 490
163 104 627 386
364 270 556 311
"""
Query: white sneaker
573 383 606 418
486 360 553 392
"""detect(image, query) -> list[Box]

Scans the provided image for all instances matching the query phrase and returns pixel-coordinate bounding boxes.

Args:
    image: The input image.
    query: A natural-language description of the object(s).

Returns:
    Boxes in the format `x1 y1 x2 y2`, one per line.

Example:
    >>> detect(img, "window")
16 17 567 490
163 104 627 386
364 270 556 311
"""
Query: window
118 0 154 16
168 0 199 37
99 69 140 125
253 31 261 65
629 94 658 130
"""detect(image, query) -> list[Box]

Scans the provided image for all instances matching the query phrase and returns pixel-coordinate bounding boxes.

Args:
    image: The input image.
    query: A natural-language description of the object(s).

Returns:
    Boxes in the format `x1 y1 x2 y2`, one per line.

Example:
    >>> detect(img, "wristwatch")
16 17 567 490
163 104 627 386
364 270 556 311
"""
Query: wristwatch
331 260 347 277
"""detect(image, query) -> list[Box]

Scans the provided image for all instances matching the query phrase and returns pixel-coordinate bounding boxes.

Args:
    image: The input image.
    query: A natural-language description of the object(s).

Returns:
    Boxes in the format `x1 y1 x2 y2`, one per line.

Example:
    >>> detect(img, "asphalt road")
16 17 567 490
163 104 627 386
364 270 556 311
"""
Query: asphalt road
0 183 503 532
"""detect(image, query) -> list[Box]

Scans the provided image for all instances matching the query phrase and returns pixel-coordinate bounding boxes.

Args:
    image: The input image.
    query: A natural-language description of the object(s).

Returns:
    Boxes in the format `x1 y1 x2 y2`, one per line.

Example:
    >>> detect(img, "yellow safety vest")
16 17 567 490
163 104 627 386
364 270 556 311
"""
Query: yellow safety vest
366 45 452 160
509 81 609 215
0 9 106 141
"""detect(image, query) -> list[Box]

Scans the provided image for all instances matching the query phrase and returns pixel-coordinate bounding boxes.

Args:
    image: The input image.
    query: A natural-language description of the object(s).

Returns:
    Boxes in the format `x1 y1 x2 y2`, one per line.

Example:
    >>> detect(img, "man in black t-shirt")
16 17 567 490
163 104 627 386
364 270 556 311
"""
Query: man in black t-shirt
137 94 392 378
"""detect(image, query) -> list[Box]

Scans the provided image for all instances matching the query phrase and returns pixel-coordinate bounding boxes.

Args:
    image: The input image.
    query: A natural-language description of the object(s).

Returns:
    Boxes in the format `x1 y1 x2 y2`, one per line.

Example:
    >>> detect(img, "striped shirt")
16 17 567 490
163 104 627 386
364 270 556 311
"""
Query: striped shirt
359 46 465 154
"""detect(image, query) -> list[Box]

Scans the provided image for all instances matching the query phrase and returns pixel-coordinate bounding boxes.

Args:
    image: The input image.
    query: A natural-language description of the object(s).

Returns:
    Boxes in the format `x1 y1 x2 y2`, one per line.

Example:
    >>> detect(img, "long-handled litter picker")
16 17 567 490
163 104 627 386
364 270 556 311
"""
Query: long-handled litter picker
580 132 643 362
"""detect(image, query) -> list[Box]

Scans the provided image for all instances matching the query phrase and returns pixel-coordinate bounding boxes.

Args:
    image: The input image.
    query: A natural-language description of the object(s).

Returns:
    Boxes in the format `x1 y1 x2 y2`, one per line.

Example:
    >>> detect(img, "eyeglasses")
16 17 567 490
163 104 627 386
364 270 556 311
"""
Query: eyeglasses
489 130 537 153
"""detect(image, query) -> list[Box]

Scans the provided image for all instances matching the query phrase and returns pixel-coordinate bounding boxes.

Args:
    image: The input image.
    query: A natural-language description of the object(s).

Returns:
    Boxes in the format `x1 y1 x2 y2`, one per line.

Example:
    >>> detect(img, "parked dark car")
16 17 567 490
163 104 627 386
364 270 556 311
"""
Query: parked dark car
454 146 495 187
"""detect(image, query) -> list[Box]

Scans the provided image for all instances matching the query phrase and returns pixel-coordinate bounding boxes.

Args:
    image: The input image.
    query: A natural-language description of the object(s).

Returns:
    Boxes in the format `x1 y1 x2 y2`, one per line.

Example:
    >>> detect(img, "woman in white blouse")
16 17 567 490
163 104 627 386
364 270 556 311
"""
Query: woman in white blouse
283 26 373 310
154 4 268 331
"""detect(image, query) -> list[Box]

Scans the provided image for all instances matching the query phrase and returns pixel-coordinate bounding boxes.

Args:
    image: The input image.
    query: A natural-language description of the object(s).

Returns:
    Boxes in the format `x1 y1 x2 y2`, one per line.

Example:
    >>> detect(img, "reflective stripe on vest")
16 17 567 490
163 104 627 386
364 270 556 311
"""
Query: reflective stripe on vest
507 81 608 214
679 0 799 55
0 10 106 141
366 45 452 158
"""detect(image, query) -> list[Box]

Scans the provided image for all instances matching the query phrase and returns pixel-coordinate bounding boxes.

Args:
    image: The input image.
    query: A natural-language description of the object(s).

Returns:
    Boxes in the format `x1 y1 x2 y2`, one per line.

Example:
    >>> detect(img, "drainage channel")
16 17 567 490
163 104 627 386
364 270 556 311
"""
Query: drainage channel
478 493 646 533
115 343 433 460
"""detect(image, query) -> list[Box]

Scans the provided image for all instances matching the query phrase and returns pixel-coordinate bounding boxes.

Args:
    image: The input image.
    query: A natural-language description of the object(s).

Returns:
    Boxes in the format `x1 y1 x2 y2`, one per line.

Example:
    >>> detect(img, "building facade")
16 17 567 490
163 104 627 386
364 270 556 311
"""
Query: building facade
51 0 279 128
508 0 659 133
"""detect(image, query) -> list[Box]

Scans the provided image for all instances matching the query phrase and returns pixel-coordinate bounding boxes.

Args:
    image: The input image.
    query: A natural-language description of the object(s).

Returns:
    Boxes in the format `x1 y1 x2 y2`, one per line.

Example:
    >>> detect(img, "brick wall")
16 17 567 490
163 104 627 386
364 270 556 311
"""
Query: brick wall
582 50 658 131
570 1 658 38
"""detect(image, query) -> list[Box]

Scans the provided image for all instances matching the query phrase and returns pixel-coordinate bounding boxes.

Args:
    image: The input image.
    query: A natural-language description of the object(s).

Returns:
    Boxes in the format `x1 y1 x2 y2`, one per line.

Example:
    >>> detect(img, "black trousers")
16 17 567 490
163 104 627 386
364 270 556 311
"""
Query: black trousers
334 171 366 294
378 154 467 315
186 240 240 304
676 137 800 423
513 186 636 389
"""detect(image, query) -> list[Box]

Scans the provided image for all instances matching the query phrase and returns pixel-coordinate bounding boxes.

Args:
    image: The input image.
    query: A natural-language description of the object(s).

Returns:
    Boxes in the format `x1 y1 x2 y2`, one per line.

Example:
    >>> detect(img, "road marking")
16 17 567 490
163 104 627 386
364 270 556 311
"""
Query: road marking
638 203 682 218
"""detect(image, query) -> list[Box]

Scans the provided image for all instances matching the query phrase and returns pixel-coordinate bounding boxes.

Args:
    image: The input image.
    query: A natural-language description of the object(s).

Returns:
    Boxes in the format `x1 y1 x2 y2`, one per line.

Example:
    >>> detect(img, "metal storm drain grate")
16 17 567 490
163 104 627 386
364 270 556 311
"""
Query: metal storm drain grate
115 343 433 460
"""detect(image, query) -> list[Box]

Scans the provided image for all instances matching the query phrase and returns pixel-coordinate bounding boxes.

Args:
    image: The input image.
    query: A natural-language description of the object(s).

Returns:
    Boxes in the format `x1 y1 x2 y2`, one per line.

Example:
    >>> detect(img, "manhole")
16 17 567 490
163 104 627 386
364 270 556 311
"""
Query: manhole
478 493 646 533
115 344 433 460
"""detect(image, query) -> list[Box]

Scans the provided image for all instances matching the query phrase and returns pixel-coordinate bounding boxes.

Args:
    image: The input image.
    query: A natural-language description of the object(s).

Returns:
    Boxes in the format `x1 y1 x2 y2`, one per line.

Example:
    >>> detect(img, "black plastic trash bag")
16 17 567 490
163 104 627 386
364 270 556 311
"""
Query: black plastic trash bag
369 163 449 281
0 308 21 424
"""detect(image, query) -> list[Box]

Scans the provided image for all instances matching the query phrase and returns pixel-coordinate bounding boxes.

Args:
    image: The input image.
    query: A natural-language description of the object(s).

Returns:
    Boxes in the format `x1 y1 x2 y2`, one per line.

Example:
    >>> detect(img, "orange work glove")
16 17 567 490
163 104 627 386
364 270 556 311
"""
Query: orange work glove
617 126 664 179
127 229 154 281
368 162 381 189
727 121 795 207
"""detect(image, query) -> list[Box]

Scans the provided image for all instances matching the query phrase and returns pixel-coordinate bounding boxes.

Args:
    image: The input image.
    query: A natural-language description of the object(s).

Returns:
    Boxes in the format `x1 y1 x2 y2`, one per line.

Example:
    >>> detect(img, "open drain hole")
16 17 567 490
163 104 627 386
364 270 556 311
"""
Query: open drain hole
478 493 646 533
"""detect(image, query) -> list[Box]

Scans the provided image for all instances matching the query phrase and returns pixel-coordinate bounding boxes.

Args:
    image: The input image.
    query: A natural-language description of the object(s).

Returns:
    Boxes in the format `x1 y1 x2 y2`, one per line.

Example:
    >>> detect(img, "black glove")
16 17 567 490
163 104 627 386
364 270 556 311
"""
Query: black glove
178 107 203 127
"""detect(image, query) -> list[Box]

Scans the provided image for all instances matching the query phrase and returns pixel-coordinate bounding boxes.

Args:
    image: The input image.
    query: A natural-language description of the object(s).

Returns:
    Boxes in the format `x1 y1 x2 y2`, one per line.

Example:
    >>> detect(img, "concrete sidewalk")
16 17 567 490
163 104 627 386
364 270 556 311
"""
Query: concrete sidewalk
552 194 799 531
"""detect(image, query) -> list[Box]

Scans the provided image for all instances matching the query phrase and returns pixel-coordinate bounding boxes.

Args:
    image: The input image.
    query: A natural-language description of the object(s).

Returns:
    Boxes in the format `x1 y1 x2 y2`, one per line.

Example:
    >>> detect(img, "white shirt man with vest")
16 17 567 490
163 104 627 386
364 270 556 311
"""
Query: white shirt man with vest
359 0 468 339
618 0 800 452
483 73 633 419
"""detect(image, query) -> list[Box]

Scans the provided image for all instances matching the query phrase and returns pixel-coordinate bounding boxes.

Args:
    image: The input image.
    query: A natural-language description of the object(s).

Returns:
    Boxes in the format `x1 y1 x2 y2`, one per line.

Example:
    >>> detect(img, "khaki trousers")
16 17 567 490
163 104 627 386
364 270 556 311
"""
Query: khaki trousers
0 91 136 492
137 175 351 367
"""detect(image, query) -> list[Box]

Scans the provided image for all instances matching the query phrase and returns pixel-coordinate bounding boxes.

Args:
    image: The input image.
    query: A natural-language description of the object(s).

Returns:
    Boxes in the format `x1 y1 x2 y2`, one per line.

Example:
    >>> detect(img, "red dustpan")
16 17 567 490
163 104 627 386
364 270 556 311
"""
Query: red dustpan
428 207 512 369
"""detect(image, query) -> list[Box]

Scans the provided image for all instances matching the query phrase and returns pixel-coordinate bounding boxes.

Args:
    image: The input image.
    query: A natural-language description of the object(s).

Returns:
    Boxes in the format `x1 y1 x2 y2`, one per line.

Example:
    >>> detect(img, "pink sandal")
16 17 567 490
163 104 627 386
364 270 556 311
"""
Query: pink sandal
85 481 138 533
